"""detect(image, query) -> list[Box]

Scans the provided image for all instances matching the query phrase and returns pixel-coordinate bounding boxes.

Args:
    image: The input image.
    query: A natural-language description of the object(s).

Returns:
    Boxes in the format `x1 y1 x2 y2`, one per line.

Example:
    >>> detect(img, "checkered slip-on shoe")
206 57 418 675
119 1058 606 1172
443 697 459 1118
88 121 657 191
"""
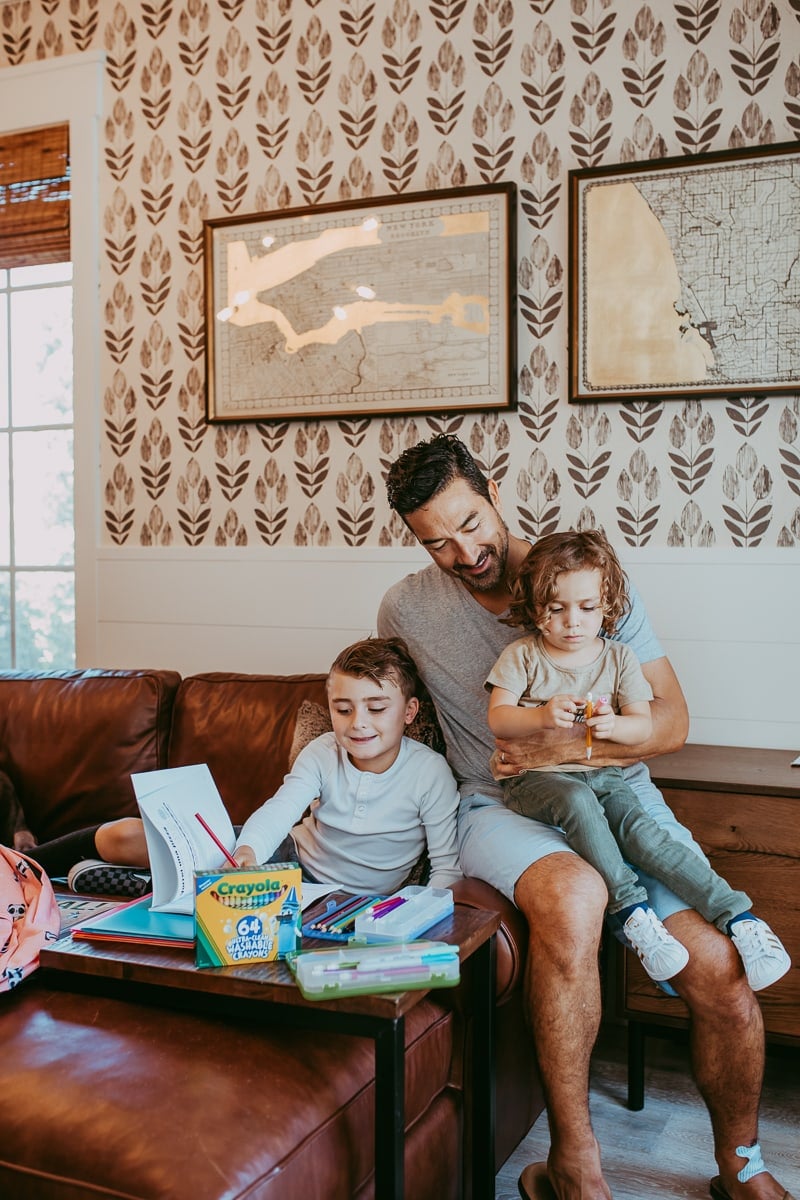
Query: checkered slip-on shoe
67 859 152 898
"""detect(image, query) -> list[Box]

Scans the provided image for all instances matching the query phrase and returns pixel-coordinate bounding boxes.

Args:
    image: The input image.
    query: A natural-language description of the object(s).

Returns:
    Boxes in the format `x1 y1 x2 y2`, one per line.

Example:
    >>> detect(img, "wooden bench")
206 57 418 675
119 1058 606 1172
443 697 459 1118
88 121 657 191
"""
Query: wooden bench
617 744 800 1109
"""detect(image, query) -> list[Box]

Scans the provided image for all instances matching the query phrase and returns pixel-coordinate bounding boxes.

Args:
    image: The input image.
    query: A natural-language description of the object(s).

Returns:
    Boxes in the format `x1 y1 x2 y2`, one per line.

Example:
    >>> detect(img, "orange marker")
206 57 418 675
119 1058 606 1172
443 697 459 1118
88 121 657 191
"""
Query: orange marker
584 693 593 760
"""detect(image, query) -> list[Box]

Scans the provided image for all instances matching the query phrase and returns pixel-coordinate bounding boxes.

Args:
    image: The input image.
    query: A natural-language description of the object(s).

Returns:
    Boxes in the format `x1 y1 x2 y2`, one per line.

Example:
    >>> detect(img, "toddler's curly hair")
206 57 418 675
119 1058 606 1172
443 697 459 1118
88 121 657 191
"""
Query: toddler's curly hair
505 529 630 636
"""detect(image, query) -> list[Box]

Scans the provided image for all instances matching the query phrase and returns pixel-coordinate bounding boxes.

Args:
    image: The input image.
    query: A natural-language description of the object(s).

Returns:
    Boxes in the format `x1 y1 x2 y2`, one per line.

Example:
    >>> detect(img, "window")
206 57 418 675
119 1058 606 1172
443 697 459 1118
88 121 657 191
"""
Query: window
0 55 103 669
1 124 74 668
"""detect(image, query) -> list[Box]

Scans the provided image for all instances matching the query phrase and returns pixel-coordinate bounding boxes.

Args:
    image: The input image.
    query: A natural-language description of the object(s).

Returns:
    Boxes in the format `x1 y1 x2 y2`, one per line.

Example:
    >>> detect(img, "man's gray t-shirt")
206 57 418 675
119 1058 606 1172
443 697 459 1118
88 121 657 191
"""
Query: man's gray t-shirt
377 563 663 799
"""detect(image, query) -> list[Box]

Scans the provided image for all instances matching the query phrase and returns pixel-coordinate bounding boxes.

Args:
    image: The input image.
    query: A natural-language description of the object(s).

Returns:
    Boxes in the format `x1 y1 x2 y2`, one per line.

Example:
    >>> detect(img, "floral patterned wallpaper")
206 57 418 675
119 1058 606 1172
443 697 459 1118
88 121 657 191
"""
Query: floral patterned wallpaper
2 0 799 550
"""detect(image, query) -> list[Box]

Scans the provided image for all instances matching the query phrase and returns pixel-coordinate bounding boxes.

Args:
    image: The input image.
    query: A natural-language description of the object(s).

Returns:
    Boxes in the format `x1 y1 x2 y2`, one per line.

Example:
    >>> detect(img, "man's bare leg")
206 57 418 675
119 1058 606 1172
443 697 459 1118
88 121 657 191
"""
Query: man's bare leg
516 852 612 1200
665 908 790 1200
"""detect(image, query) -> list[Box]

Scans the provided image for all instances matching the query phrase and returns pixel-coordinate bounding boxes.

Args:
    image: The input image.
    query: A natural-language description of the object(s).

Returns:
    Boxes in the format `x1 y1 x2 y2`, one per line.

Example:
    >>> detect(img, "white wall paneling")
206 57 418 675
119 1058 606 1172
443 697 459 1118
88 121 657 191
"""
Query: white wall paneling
96 546 799 751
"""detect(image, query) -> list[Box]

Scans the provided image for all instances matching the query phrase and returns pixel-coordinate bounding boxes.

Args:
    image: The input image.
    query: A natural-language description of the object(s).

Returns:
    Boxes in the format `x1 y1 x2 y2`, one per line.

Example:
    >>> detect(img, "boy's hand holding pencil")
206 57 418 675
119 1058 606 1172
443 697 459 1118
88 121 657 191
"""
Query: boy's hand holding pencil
233 844 258 868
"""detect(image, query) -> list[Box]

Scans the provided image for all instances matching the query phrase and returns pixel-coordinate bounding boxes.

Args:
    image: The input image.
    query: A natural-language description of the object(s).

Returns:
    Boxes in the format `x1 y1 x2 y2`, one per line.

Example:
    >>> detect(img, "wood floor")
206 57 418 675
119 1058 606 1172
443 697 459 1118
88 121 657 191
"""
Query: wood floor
495 1026 800 1200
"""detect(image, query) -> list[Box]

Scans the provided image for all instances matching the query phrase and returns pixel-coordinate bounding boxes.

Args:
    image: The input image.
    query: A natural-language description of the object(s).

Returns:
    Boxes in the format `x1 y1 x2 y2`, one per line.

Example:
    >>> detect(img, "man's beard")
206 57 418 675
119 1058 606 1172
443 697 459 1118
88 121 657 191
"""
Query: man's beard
453 526 510 594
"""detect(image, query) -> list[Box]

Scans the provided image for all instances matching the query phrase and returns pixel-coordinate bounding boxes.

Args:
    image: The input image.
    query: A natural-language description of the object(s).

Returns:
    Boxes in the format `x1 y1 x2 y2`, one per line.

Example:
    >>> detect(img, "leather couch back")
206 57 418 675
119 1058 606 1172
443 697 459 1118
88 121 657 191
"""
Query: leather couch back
168 672 328 824
0 668 328 838
0 669 180 841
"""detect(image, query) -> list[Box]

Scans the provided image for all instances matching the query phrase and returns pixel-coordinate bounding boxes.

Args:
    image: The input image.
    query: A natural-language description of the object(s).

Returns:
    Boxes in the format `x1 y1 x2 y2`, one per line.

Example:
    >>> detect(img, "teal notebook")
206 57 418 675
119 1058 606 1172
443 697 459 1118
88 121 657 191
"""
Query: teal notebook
71 895 195 948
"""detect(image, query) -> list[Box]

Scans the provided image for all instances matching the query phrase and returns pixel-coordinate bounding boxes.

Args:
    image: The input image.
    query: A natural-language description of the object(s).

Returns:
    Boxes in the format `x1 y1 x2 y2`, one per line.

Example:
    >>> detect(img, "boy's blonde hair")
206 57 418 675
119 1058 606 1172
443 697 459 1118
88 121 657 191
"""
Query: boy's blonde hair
327 637 420 701
505 529 630 636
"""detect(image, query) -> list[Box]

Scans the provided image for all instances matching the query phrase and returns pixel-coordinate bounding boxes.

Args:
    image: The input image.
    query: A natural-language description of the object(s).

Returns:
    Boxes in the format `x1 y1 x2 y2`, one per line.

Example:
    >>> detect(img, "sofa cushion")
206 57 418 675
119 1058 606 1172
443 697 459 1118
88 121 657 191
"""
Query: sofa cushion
168 673 328 824
288 698 332 767
2 982 459 1200
0 670 180 842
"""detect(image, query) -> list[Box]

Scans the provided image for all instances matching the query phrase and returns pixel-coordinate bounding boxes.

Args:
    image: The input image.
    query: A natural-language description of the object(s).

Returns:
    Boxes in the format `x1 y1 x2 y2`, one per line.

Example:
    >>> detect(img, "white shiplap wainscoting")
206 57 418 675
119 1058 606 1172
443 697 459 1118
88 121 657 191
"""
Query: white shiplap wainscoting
93 546 799 751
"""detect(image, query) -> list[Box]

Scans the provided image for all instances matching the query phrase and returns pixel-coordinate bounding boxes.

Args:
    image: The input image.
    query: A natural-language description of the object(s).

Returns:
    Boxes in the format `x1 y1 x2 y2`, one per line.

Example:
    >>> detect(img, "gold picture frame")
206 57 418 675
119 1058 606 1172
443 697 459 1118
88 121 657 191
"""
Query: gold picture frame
204 183 516 422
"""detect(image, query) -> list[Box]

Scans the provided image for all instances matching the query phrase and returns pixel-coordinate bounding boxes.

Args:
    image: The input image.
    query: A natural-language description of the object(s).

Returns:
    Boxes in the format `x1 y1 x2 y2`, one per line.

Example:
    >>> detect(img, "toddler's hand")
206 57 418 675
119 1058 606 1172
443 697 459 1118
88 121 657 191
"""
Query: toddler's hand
544 694 582 729
588 695 615 739
234 845 258 868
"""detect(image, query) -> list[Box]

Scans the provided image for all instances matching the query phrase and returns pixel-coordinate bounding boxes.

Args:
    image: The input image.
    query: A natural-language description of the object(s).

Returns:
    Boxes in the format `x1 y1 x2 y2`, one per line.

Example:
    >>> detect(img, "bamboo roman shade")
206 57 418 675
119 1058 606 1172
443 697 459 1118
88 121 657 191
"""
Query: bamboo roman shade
0 124 70 268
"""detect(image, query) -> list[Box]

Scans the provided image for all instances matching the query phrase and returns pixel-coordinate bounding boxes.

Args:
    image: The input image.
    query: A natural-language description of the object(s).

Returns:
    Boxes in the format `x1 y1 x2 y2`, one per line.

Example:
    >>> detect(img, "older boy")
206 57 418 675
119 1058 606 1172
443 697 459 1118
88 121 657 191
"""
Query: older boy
233 637 461 891
32 639 461 898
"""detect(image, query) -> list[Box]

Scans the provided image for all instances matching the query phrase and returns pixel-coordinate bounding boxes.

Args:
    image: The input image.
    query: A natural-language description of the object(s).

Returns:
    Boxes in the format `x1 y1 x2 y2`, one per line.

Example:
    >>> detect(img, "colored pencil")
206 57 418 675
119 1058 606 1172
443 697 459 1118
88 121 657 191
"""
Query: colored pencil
327 896 380 933
313 894 378 932
305 894 362 931
584 693 593 761
195 812 238 867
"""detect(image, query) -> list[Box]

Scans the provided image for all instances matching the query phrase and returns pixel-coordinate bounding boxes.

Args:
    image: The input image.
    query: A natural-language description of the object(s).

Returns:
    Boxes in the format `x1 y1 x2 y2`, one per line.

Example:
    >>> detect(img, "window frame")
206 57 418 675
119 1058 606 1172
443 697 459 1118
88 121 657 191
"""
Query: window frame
0 53 103 666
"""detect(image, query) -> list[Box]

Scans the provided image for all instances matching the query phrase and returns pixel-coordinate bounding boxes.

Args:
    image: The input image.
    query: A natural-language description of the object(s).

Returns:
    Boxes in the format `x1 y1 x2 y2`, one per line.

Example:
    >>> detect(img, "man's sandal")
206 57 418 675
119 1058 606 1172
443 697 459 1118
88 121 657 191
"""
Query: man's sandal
518 1162 557 1199
709 1142 796 1200
710 1182 795 1200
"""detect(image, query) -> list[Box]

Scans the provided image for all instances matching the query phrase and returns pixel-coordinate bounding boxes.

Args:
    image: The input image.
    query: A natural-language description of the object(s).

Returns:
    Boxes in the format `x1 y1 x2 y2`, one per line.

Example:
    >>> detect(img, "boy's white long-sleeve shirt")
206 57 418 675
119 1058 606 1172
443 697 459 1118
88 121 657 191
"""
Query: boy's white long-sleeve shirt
236 732 462 891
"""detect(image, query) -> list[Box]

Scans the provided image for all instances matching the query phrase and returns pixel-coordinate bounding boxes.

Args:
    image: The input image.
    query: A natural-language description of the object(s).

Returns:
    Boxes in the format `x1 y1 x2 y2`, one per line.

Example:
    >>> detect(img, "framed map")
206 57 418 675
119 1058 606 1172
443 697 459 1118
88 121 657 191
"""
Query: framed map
568 142 800 403
204 183 516 422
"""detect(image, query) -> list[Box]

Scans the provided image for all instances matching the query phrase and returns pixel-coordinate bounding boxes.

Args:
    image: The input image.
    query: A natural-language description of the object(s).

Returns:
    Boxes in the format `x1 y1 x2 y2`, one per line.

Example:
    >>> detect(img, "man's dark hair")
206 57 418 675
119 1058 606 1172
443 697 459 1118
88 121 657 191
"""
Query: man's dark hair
385 434 492 517
327 636 420 701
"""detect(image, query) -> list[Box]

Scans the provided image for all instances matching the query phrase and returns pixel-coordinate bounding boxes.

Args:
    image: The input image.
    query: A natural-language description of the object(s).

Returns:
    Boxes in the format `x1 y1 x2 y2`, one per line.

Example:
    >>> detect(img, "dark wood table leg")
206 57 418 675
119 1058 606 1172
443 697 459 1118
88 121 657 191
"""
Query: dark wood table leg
627 1019 645 1110
470 935 497 1199
374 1015 405 1199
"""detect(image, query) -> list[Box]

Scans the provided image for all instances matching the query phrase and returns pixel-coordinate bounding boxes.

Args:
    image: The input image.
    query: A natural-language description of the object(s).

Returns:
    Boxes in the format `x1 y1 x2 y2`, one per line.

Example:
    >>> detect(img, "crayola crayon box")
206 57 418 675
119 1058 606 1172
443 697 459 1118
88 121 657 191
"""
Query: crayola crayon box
194 862 302 967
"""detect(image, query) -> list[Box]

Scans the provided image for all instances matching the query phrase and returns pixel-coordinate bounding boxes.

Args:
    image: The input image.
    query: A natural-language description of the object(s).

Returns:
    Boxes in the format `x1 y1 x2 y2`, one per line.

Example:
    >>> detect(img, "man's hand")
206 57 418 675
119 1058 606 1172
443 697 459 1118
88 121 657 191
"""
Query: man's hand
493 718 604 775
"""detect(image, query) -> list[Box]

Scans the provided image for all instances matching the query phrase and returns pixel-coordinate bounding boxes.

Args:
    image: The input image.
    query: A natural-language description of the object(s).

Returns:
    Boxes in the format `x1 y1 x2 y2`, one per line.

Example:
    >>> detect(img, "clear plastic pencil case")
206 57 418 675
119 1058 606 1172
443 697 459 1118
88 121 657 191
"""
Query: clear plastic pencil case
302 885 453 944
353 885 453 943
287 940 460 1000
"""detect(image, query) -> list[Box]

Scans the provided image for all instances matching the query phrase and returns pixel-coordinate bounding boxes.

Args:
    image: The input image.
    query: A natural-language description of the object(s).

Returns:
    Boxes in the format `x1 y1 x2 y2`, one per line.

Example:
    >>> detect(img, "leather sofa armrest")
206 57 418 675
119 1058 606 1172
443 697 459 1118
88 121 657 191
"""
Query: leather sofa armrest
452 876 528 1005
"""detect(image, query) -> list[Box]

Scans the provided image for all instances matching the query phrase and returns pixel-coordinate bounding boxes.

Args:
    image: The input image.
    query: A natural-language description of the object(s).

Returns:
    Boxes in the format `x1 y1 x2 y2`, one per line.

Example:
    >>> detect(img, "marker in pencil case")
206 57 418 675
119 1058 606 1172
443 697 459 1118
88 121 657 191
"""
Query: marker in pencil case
319 947 458 976
369 896 408 919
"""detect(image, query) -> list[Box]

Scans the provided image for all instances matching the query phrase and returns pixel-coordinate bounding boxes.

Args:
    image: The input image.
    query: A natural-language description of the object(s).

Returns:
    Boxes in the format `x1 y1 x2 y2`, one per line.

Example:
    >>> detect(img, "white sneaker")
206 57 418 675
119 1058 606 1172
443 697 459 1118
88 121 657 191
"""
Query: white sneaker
729 918 791 992
623 906 690 982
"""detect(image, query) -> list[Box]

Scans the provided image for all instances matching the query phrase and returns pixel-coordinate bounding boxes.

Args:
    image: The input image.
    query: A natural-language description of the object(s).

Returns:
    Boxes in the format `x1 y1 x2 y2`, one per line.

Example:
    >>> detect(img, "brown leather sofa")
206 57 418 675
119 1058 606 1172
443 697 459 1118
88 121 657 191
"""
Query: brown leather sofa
0 668 544 1199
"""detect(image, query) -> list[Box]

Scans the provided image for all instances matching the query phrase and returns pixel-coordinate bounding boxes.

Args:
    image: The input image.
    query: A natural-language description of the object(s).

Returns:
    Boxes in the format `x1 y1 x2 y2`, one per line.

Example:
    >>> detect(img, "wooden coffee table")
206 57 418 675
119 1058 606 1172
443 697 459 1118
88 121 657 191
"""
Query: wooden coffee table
41 903 500 1200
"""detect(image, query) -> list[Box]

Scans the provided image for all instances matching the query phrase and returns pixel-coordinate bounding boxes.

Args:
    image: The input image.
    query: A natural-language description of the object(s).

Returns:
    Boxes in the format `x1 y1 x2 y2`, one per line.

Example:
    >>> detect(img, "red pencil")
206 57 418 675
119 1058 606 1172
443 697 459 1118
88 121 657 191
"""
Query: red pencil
195 812 239 867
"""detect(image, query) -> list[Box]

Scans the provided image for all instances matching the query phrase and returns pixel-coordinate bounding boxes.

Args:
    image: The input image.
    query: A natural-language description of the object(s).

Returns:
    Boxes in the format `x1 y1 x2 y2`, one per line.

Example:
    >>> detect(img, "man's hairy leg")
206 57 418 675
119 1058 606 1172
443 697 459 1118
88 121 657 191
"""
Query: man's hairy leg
515 852 612 1200
665 909 788 1200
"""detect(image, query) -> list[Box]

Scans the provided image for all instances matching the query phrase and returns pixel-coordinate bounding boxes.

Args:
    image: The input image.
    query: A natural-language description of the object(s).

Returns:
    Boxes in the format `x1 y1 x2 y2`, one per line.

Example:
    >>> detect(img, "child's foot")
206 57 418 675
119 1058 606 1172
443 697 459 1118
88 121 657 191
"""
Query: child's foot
728 916 791 992
67 859 151 898
623 905 690 982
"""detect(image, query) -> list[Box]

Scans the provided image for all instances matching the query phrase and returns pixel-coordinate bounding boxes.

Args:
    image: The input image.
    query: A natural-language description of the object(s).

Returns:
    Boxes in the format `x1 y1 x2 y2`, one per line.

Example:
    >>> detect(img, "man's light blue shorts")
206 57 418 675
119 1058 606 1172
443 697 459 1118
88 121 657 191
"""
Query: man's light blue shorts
457 760 707 920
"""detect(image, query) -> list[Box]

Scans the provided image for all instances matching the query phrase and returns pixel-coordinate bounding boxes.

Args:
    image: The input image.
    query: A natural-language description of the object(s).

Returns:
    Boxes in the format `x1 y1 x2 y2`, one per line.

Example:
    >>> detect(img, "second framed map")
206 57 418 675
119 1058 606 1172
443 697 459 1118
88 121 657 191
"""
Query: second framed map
568 142 800 403
204 183 516 422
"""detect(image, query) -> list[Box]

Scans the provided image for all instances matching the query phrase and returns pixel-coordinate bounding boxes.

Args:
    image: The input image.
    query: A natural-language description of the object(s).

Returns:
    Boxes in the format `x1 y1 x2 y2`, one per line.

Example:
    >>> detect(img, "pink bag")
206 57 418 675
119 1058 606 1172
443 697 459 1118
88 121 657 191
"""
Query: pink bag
1 846 61 992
